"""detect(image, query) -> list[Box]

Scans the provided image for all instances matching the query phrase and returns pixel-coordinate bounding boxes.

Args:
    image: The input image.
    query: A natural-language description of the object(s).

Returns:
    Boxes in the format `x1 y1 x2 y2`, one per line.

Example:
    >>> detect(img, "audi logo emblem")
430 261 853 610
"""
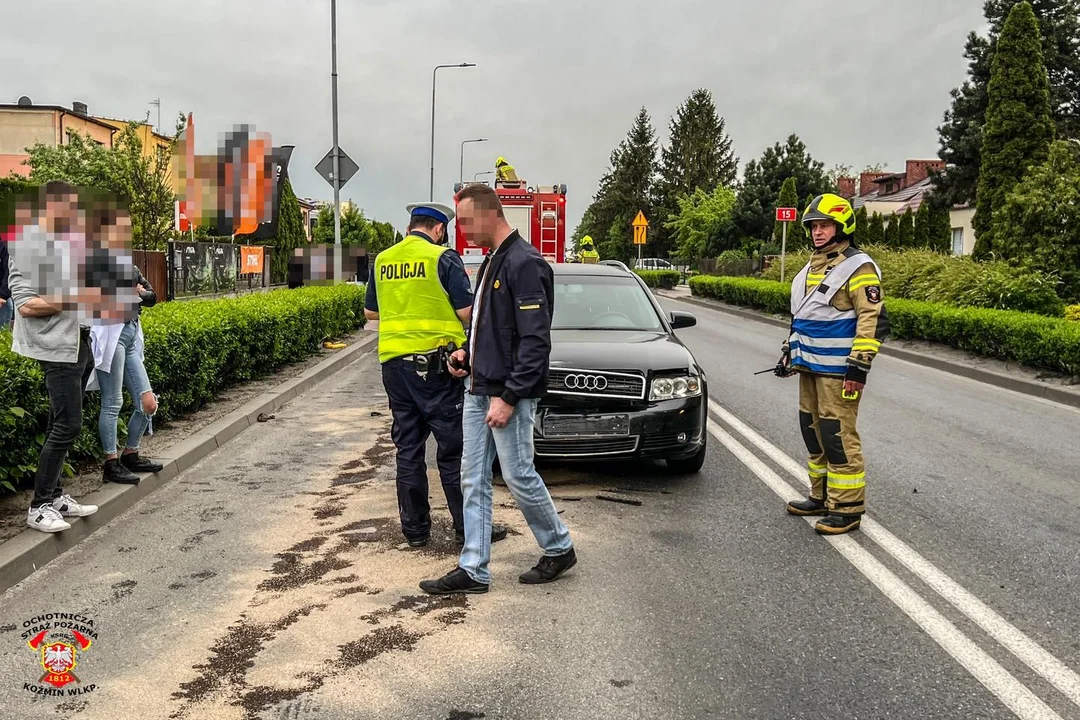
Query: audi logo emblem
563 374 608 391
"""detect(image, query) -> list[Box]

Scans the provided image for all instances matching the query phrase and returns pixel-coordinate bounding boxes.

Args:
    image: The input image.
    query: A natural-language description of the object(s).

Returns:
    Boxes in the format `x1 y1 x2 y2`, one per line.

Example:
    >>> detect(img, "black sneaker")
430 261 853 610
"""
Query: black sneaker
406 535 429 548
786 497 828 516
103 459 140 485
455 524 509 546
121 452 163 473
519 548 577 584
419 567 489 595
815 514 862 535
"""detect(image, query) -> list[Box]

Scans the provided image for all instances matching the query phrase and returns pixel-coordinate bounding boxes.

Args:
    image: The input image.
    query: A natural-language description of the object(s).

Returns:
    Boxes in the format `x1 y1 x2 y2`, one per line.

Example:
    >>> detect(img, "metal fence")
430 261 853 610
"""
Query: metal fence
166 241 272 300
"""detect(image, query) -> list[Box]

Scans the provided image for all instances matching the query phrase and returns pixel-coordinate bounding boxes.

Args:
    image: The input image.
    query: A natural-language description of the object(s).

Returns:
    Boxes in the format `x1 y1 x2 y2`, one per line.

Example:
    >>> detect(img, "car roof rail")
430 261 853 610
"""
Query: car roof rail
599 260 631 272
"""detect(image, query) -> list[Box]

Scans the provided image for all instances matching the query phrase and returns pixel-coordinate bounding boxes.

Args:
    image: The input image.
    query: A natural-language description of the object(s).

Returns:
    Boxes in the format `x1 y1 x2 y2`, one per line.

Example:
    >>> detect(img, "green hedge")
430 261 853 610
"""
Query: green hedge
1 285 366 490
689 275 1080 375
757 246 1065 317
634 269 682 290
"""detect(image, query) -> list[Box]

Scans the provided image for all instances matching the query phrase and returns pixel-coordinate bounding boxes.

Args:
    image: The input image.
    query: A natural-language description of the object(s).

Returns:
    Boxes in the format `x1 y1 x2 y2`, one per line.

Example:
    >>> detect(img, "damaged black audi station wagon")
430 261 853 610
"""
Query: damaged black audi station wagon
533 261 708 473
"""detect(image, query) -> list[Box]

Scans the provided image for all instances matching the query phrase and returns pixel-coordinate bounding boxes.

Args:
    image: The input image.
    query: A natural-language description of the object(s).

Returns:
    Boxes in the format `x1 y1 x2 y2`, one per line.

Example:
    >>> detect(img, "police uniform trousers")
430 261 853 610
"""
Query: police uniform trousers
381 357 466 540
798 372 866 515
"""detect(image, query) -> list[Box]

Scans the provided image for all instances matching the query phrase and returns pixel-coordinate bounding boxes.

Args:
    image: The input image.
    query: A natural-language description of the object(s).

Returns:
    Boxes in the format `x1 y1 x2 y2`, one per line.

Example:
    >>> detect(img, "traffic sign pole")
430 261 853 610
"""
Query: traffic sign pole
774 207 797 284
330 0 342 283
780 221 788 284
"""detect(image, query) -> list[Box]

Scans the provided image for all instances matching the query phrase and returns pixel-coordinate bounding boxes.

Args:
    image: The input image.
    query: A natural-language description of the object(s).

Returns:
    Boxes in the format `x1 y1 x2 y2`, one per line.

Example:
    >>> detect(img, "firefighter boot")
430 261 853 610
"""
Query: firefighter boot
787 496 828 516
815 513 862 535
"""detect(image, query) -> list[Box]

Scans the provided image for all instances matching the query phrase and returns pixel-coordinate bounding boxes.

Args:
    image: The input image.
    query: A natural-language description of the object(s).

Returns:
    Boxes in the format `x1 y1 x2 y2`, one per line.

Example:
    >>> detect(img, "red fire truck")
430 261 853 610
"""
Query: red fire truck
452 178 568 268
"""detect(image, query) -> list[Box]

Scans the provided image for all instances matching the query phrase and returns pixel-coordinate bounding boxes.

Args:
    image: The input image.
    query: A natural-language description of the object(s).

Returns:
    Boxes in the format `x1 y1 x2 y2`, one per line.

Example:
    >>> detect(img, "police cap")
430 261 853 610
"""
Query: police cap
405 202 455 225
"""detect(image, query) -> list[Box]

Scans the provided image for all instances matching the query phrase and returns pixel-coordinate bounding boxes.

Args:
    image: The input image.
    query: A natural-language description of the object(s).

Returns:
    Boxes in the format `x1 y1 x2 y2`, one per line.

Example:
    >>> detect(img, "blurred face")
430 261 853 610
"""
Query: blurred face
101 212 133 251
43 192 82 236
456 198 500 248
810 220 838 249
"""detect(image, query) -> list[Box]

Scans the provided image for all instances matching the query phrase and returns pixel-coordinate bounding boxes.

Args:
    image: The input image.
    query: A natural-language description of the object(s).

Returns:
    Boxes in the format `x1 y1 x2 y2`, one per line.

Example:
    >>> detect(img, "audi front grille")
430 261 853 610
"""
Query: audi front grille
534 436 640 457
547 369 646 400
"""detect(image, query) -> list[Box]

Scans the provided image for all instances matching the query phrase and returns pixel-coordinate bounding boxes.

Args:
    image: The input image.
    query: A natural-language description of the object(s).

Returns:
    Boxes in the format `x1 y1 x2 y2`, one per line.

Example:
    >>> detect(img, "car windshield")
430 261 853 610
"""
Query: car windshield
552 275 663 331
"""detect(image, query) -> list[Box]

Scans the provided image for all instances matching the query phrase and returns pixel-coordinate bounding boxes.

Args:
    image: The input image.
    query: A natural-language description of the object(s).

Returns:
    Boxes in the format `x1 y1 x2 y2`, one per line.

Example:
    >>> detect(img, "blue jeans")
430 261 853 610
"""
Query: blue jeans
0 298 12 328
459 393 573 584
97 321 154 455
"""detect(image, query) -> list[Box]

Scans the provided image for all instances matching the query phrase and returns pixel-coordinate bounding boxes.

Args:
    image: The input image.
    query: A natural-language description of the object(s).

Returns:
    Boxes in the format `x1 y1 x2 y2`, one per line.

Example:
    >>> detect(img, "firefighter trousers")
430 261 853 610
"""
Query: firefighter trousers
798 372 866 516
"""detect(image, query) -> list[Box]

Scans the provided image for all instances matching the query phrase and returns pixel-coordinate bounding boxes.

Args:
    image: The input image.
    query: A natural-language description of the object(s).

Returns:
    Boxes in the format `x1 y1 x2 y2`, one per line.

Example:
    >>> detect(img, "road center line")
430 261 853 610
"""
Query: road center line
707 419 1063 720
708 398 1080 711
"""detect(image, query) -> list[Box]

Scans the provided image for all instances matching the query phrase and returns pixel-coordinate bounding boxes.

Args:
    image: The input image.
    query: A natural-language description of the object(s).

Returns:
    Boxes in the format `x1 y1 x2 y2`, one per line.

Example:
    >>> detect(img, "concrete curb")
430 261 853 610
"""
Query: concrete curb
657 290 1080 411
0 332 379 596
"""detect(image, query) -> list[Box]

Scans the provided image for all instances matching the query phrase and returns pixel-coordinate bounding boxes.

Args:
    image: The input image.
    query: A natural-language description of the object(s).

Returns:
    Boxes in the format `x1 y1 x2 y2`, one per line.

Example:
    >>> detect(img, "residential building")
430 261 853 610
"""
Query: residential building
0 98 116 177
92 116 177 190
837 159 976 255
297 196 317 242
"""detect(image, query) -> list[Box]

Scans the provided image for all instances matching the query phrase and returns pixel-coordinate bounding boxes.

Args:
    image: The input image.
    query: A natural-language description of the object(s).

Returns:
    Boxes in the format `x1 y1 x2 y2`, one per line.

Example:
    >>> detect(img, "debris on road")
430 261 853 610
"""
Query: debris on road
256 413 275 422
596 493 643 507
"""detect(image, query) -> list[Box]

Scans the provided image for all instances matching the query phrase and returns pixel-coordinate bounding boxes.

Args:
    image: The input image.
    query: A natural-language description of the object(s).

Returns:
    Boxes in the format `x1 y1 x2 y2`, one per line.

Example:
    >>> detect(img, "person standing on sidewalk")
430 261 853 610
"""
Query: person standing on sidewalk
0 230 12 329
86 207 163 485
7 182 99 533
776 193 890 536
421 183 576 596
365 201 507 549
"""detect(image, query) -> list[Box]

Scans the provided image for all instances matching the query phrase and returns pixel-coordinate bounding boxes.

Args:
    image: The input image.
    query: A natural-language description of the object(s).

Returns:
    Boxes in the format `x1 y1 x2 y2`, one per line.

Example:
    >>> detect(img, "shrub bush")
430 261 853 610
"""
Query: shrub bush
757 245 1065 316
634 270 681 289
1067 305 1080 322
688 275 1080 375
0 285 366 490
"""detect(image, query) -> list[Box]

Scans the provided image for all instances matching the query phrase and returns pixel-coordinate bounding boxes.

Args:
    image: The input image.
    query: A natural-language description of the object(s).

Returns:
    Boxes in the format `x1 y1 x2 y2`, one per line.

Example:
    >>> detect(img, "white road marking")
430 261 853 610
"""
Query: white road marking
706 419 1064 720
709 398 1080 710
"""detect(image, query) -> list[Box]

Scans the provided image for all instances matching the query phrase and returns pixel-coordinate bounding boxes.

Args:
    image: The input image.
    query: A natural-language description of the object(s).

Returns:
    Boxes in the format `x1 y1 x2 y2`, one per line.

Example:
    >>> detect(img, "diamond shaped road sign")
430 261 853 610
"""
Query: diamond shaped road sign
316 147 360 188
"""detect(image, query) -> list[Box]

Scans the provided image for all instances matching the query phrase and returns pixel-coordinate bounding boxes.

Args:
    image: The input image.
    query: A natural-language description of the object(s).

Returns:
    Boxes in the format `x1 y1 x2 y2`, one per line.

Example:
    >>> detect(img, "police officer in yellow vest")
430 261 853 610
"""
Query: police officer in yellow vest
365 201 507 548
775 194 890 535
578 235 600 264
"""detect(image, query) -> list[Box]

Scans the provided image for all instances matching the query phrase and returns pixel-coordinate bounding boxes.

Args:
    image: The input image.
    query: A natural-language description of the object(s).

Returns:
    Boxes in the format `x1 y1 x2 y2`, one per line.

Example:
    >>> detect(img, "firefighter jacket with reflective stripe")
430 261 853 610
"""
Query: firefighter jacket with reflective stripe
787 243 889 377
373 235 467 363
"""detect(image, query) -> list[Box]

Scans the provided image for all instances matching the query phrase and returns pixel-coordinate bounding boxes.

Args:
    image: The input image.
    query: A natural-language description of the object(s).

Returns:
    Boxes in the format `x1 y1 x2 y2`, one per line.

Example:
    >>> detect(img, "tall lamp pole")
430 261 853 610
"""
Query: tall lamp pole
430 63 476 200
459 138 487 186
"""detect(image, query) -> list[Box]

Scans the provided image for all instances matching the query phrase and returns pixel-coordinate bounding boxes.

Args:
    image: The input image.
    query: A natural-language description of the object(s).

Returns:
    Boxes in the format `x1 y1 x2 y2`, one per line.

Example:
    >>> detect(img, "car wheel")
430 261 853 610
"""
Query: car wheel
665 435 707 474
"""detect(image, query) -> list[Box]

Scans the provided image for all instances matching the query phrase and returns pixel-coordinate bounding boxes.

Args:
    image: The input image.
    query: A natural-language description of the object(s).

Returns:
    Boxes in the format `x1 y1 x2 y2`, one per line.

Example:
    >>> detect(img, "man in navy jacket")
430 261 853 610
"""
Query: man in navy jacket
420 183 576 595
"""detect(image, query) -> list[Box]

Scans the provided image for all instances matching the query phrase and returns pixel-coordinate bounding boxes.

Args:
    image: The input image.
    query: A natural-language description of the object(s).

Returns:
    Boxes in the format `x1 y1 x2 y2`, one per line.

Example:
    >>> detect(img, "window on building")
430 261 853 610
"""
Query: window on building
951 228 964 255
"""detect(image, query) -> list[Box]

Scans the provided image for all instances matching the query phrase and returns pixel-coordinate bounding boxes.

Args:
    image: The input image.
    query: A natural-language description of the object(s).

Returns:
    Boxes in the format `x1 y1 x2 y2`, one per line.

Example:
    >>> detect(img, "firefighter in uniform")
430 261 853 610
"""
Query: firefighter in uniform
577 235 600 264
495 156 518 183
365 201 507 548
776 194 890 535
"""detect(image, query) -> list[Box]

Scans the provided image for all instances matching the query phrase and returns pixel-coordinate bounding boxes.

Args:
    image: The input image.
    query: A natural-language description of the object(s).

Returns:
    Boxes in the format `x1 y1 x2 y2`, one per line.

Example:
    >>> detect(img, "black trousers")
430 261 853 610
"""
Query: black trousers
381 358 466 539
33 328 94 507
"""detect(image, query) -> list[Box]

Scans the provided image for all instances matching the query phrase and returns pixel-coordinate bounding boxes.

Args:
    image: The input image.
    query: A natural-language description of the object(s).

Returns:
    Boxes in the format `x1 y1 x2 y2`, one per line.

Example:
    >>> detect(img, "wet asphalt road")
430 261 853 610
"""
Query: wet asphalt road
0 305 1078 720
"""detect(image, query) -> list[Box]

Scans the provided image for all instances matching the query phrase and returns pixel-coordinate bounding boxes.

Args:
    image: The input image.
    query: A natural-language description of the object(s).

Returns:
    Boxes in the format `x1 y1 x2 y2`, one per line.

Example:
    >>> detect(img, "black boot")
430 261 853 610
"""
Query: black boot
455 524 509 546
103 459 140 485
786 497 828 516
406 535 429 548
121 452 163 473
519 548 577 584
815 513 862 535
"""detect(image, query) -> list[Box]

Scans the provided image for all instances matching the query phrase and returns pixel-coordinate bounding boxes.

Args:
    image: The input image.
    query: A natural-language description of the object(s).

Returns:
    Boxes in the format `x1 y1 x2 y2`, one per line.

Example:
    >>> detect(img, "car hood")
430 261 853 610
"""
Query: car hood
550 330 696 373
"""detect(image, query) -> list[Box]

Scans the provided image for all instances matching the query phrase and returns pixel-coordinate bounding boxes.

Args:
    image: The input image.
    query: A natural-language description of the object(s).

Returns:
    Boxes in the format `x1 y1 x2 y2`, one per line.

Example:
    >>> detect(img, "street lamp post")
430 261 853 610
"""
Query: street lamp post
473 170 494 181
459 138 488 186
430 62 476 201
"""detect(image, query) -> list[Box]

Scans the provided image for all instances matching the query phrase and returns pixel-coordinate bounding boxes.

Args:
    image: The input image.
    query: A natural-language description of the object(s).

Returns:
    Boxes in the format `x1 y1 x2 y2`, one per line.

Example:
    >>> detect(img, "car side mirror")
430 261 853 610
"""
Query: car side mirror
670 311 696 329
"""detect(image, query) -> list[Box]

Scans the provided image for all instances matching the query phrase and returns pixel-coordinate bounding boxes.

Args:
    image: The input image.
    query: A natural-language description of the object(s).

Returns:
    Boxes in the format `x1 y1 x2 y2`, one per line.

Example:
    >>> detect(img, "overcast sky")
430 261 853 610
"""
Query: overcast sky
2 0 986 234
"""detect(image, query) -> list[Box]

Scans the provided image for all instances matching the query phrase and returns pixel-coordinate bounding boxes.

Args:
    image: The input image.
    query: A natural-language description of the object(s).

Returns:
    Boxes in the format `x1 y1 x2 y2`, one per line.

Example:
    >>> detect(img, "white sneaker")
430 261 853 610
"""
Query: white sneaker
52 494 98 518
27 505 71 533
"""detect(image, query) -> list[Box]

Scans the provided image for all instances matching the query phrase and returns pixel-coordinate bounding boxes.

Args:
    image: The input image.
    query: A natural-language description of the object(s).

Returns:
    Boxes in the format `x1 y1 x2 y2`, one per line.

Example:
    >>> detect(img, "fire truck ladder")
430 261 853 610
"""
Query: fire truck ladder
539 201 559 259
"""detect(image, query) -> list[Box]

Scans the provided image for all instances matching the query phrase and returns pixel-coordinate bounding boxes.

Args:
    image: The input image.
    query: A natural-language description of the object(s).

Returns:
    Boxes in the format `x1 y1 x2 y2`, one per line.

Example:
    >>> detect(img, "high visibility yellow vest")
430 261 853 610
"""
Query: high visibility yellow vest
580 249 599 264
374 235 467 363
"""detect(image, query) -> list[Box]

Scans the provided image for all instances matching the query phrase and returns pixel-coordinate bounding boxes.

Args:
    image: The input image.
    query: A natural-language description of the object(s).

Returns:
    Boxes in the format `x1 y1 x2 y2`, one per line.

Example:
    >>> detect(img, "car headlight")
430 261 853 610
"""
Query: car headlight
649 375 702 401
